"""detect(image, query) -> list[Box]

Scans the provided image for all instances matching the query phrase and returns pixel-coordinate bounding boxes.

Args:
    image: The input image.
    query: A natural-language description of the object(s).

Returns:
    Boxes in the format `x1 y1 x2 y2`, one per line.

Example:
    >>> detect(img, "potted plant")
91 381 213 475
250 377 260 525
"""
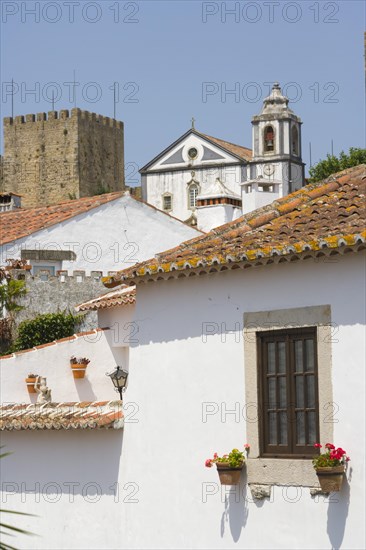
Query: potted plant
70 356 90 379
25 373 38 394
205 445 250 485
6 259 31 271
312 443 350 492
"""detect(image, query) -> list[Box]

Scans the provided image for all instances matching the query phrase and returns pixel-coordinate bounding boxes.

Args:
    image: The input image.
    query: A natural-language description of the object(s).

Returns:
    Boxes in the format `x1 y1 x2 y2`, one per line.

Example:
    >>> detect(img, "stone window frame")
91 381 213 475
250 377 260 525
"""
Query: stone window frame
187 182 200 210
291 125 299 156
263 125 275 153
243 305 333 491
162 192 173 212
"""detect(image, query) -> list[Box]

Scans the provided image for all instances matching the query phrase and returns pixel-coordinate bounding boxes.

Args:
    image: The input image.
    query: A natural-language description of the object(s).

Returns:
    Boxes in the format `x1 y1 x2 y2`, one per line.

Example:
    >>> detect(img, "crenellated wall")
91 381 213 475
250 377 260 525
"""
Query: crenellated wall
9 269 109 331
1 108 124 207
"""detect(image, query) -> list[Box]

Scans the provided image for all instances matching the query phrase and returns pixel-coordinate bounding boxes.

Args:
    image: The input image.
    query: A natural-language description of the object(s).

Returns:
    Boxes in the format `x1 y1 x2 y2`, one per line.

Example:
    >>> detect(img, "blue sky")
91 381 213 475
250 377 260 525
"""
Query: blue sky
1 0 365 183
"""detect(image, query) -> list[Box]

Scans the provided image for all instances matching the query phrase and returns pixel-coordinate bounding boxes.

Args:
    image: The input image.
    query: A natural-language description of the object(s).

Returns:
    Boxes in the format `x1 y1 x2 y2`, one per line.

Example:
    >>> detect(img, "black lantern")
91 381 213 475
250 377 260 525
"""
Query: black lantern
107 366 129 400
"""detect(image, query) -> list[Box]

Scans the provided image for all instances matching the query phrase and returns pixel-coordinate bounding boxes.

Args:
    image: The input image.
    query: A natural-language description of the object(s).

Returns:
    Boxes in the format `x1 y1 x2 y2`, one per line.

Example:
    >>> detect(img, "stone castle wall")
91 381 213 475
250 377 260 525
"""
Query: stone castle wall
10 269 108 331
78 110 124 197
1 109 124 208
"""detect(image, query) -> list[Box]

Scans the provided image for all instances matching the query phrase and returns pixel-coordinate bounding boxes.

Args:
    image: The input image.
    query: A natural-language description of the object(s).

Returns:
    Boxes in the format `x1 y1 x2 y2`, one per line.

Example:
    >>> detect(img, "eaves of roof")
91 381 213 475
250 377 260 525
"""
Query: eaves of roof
103 164 366 288
139 128 252 173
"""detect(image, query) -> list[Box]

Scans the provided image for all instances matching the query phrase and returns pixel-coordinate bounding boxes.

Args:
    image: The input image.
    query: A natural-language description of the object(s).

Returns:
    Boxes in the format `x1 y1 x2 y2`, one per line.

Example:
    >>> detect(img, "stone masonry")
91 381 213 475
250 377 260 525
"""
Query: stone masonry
10 269 109 332
1 108 124 208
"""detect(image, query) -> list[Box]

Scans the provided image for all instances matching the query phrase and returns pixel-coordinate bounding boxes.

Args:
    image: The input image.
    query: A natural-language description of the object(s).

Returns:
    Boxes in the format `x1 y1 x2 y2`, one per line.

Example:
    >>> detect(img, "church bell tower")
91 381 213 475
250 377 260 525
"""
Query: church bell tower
251 82 305 194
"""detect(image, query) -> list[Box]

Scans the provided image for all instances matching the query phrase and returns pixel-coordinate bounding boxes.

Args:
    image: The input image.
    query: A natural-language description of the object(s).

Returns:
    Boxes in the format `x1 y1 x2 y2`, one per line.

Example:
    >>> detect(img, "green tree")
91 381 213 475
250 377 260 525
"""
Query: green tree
0 274 27 353
0 279 27 318
12 311 81 352
309 147 366 182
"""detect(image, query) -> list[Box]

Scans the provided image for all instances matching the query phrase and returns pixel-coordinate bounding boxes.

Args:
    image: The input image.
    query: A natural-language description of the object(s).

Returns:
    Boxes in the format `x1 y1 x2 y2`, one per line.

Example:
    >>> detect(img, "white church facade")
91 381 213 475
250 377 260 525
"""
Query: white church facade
141 83 305 229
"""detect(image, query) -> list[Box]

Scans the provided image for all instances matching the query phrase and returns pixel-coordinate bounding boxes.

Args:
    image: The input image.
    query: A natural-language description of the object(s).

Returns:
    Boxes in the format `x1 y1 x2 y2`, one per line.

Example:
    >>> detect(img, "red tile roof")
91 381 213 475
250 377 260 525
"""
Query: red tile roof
103 164 366 287
0 401 123 430
201 133 252 161
76 286 136 311
0 192 123 245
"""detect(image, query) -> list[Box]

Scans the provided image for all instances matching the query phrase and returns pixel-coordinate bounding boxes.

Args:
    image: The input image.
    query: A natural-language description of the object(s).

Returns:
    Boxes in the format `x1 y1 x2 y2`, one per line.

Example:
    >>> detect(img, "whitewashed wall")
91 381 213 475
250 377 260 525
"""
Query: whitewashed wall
197 204 242 232
0 330 122 404
144 164 243 223
0 194 200 274
1 253 365 549
123 253 365 550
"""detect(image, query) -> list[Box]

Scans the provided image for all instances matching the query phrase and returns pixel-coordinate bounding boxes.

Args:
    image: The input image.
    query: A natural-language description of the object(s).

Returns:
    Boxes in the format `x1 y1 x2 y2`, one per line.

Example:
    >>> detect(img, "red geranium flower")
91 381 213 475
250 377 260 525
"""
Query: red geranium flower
205 459 213 468
313 443 322 448
313 442 349 469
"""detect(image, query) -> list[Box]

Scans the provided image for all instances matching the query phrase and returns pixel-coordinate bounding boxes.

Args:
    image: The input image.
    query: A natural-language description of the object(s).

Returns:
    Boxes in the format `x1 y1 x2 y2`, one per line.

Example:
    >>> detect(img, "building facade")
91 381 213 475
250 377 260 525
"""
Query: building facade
1 166 364 550
1 108 124 208
141 83 305 227
0 192 200 275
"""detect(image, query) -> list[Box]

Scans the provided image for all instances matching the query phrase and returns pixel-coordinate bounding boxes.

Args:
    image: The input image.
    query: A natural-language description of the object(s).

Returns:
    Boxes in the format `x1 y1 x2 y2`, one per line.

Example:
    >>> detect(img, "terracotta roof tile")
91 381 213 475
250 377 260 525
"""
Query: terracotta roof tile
76 286 136 311
52 335 76 344
104 164 366 286
0 401 123 430
200 133 252 161
0 192 123 245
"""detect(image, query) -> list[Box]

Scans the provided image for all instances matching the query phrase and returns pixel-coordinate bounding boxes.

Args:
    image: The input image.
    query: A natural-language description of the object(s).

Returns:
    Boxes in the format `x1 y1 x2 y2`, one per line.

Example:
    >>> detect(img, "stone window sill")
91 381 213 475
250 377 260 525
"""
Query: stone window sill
247 457 324 499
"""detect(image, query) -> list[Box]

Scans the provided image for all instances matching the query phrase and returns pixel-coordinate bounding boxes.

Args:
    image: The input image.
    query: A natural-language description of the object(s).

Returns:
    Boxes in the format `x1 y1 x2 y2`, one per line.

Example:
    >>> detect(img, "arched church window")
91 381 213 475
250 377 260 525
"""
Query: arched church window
264 126 274 152
188 183 199 209
292 126 299 156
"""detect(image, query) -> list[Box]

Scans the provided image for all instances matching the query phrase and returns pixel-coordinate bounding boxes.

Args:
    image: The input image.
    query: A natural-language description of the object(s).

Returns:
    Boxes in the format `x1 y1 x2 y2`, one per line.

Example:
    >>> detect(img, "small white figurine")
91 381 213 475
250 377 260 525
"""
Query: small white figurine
34 376 52 404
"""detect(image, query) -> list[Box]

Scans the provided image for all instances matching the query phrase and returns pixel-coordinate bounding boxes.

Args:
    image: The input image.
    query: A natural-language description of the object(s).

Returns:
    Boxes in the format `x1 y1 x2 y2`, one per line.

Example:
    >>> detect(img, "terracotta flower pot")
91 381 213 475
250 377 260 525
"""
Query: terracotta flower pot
315 466 345 492
25 376 37 394
216 462 244 485
70 363 88 379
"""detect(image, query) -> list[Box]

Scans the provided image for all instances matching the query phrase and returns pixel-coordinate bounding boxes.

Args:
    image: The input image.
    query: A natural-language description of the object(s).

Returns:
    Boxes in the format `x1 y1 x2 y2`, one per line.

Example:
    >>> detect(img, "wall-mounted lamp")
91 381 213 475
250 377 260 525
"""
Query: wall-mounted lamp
106 366 129 400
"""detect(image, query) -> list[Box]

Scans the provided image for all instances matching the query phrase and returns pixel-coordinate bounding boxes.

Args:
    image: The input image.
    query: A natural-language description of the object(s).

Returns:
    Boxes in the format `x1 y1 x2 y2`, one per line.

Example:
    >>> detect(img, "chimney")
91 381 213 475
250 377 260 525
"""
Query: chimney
0 192 22 212
196 178 242 232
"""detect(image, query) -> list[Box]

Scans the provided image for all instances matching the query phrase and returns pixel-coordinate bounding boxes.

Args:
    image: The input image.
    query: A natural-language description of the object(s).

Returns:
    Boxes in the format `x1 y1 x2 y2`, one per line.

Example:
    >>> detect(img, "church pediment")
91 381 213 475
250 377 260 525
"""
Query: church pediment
140 129 250 173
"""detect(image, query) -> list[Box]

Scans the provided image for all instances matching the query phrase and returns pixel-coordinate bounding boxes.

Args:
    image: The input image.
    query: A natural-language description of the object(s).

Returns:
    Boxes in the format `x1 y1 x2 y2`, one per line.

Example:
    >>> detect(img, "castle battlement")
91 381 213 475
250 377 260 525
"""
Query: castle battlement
8 269 118 283
4 269 110 332
4 109 123 129
2 107 125 207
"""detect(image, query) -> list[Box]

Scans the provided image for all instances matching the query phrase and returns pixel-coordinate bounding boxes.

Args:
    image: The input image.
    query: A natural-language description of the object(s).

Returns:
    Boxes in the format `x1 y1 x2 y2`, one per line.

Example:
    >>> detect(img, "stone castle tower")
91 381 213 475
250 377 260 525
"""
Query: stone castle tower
1 108 124 208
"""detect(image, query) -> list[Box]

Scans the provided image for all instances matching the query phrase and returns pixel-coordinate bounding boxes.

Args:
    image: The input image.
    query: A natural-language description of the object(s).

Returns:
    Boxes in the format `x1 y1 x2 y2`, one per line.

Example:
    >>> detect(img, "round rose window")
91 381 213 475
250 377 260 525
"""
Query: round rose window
188 147 198 160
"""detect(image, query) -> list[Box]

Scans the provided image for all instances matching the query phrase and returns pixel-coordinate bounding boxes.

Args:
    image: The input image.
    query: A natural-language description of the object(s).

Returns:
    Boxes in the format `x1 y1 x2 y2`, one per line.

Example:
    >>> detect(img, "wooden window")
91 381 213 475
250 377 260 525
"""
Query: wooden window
257 327 319 457
162 194 172 211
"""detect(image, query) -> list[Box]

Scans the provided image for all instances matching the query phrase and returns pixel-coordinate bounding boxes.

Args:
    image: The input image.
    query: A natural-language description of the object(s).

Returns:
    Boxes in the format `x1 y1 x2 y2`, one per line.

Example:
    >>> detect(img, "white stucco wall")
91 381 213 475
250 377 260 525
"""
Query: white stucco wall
145 164 243 223
0 194 200 274
241 182 281 214
0 329 124 404
1 253 365 549
196 204 241 232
